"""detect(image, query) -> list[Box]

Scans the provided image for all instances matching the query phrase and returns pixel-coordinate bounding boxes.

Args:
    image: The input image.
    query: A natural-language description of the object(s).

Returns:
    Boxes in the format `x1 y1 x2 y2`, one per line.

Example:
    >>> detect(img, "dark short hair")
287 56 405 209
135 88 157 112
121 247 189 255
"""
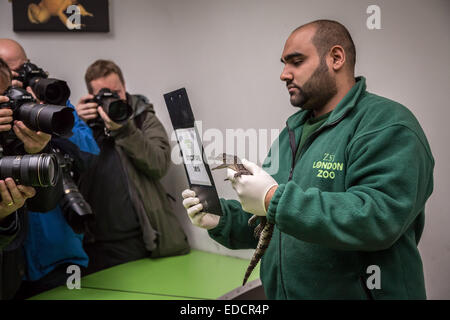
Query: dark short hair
295 20 356 71
84 59 125 94
0 58 12 91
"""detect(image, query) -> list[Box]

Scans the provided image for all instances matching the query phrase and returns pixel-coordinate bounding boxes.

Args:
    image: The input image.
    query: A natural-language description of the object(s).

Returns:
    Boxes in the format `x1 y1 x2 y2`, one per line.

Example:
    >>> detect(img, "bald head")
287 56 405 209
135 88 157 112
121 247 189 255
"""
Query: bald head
0 39 28 71
0 58 12 92
292 20 356 73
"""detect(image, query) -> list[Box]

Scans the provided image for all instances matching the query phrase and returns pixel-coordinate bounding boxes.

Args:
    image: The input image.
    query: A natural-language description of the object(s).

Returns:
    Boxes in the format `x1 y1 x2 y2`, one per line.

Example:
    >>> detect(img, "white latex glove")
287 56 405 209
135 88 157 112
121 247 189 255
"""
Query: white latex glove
227 159 278 216
181 189 220 230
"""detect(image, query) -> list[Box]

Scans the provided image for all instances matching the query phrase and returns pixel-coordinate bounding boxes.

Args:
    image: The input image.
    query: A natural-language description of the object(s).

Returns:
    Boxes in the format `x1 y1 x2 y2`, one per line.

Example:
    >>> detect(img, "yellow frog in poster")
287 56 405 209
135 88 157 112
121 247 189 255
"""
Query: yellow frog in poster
27 0 93 29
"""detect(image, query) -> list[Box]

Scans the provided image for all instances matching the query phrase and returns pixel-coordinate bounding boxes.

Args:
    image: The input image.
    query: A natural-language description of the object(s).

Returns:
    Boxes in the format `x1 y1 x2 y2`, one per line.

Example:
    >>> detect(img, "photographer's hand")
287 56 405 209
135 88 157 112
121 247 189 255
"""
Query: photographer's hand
0 96 13 132
98 106 123 131
76 94 98 123
0 178 36 223
11 71 23 88
13 120 51 154
25 86 39 101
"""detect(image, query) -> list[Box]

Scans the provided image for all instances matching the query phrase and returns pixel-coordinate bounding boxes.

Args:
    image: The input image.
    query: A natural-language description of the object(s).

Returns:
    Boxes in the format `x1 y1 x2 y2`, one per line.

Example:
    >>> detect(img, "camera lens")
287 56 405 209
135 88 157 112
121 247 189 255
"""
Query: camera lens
0 154 59 187
104 99 132 124
42 155 56 185
29 78 71 105
16 103 75 137
45 84 60 103
54 150 94 234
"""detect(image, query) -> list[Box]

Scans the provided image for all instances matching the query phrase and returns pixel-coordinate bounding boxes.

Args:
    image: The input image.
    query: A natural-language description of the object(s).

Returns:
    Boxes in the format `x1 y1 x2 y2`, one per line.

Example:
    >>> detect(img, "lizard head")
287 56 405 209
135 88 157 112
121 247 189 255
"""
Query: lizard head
210 153 241 171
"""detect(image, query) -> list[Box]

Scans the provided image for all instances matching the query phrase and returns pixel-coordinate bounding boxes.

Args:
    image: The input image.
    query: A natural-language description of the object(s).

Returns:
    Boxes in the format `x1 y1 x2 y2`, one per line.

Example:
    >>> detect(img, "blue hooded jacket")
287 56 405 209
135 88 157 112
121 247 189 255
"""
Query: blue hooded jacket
23 101 100 281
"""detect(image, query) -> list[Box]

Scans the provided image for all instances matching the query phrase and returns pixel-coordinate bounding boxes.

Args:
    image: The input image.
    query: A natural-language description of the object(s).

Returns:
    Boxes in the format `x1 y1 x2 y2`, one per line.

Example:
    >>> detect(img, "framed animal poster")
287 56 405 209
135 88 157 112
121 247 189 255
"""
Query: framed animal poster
12 0 109 32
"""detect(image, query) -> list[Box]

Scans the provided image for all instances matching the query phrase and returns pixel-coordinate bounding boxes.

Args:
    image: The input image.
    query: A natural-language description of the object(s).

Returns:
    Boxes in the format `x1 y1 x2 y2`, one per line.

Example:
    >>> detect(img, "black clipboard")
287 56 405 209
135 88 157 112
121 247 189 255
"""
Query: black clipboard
164 88 223 216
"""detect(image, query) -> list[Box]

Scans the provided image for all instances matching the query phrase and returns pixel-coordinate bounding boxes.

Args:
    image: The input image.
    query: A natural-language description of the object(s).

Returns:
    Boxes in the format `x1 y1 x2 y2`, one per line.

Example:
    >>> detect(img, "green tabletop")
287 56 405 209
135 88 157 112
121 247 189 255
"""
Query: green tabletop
31 287 196 300
31 250 260 300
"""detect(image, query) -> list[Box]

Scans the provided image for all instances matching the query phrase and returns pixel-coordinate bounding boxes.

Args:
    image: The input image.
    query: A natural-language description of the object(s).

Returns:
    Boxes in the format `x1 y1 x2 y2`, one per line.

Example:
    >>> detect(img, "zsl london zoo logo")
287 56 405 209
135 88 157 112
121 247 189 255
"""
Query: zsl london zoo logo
312 153 344 180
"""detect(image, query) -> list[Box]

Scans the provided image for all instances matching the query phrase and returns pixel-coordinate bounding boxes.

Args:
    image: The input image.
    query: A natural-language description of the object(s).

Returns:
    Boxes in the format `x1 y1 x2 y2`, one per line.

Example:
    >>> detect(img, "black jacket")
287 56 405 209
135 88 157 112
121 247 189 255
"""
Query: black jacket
0 141 63 300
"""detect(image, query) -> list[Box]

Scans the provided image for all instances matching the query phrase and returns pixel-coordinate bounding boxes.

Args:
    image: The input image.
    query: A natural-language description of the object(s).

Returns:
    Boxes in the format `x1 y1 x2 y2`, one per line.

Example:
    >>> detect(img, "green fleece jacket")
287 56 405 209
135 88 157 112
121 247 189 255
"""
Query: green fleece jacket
208 77 434 299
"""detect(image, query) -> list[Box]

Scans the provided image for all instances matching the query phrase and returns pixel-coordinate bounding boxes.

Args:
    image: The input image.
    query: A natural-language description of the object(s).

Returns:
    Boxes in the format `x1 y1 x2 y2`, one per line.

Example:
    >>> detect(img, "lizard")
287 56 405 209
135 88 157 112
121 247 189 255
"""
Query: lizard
211 153 274 286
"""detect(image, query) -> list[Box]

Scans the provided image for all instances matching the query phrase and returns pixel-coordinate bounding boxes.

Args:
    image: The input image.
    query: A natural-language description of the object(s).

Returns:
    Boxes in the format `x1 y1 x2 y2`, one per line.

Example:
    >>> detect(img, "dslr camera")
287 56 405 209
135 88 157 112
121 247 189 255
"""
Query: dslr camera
54 149 94 234
14 62 71 105
87 88 132 128
0 86 75 188
0 86 74 137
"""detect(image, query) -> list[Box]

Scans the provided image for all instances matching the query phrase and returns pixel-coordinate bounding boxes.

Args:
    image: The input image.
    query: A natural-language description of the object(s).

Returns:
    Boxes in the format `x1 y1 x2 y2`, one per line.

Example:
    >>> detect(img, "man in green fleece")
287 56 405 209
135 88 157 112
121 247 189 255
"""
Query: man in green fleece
182 19 434 299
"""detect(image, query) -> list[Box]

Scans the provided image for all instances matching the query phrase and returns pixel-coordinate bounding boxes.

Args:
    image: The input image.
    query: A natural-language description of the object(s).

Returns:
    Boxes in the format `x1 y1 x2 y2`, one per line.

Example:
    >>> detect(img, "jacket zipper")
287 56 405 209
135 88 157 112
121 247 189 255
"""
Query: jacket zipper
280 111 350 299
288 112 350 179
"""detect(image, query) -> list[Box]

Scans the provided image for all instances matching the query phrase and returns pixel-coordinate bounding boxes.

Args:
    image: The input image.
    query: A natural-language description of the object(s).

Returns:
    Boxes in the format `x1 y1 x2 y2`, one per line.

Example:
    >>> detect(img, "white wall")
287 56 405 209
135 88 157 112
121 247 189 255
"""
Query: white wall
0 0 449 299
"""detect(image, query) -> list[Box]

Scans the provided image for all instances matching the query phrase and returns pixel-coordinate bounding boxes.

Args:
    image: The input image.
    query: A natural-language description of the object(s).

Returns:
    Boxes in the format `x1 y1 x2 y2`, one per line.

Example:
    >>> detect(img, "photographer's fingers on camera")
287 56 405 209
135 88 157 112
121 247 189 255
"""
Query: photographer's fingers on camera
16 185 36 199
13 121 51 154
0 180 14 206
76 95 98 122
5 178 27 207
0 179 34 218
98 106 122 131
26 87 39 101
11 71 23 88
0 107 13 132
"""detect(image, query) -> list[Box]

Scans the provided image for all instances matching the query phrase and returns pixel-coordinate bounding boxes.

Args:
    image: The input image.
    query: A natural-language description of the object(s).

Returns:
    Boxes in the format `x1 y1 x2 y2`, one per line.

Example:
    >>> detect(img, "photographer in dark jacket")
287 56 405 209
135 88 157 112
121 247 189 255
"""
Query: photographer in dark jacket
76 60 189 274
0 58 62 299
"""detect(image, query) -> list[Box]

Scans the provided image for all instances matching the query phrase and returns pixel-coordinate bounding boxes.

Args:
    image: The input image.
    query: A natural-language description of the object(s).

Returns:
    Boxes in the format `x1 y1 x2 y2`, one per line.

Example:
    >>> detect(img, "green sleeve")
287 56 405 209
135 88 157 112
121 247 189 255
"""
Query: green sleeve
208 199 259 250
267 125 434 251
112 108 172 180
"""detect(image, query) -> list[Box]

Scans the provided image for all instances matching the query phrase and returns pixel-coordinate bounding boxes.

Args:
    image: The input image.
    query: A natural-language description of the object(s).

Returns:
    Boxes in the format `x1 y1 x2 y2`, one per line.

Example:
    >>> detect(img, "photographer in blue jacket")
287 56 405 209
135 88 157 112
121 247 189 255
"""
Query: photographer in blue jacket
0 39 100 299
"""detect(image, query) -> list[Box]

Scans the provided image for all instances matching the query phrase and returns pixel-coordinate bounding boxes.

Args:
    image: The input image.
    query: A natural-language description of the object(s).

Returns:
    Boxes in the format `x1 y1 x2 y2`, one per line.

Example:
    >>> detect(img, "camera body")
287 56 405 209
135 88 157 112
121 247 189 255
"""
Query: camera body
87 88 132 127
1 85 34 110
0 87 73 188
54 149 94 234
14 62 47 86
15 62 71 105
0 86 74 137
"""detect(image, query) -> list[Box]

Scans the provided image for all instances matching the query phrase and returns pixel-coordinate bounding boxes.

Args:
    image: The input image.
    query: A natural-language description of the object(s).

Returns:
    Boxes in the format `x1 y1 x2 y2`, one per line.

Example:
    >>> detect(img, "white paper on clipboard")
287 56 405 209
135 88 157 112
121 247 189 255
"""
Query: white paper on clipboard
175 127 212 186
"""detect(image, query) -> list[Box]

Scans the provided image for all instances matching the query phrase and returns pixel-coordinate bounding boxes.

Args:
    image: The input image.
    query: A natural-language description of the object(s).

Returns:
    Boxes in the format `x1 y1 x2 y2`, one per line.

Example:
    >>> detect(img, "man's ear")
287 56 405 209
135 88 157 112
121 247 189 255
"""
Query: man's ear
329 45 346 71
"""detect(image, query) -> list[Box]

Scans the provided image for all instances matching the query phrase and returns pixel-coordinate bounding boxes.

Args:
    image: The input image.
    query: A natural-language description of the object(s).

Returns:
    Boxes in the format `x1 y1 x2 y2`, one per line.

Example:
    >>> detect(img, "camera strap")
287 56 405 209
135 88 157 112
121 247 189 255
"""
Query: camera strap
104 126 111 137
129 94 150 131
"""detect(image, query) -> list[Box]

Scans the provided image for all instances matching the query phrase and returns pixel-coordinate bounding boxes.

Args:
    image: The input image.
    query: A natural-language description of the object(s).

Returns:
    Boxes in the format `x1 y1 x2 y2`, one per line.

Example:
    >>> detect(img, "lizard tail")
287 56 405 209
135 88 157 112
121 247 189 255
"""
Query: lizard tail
242 222 274 286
